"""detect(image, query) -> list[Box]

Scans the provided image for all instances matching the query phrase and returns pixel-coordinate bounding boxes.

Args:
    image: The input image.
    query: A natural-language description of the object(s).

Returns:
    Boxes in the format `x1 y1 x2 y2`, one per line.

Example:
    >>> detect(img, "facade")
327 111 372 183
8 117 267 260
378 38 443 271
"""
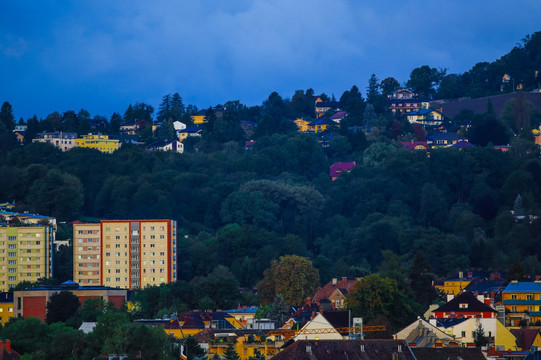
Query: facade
33 131 77 151
190 110 207 125
74 134 120 153
73 220 177 290
427 132 468 148
435 279 473 296
14 284 128 322
432 292 497 319
388 89 430 115
406 109 443 126
294 118 311 132
0 292 14 325
146 140 184 153
0 224 55 291
502 281 541 326
178 126 203 141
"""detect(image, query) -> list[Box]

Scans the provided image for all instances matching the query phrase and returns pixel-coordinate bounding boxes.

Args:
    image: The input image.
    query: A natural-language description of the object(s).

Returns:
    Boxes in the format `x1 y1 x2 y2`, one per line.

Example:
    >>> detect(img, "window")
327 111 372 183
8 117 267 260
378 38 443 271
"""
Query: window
511 294 517 300
461 331 466 337
527 294 534 300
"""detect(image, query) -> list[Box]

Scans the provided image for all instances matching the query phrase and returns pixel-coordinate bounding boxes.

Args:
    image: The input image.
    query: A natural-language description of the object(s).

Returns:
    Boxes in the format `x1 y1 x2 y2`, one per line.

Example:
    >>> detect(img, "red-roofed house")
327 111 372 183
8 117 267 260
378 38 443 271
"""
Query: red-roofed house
329 162 356 181
312 277 359 310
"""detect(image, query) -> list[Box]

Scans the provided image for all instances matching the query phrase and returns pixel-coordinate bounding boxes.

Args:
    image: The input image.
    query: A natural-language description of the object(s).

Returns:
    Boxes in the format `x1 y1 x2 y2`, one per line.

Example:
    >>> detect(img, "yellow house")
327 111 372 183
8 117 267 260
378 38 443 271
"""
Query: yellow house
178 126 203 142
208 335 283 360
224 306 258 328
435 279 472 295
74 134 120 154
502 281 541 326
294 118 311 132
307 118 335 133
433 318 516 350
0 293 14 326
190 110 207 125
165 311 243 339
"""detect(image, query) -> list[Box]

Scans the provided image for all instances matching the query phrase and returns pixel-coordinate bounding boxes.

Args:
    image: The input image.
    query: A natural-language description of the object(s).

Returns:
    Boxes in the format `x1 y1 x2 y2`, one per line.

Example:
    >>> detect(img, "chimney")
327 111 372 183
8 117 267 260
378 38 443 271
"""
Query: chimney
6 340 10 352
332 278 337 285
342 277 347 282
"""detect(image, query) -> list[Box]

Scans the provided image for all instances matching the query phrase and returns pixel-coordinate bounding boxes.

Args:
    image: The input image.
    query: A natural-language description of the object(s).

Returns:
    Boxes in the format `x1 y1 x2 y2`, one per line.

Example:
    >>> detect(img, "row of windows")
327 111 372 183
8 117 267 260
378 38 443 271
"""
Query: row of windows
77 230 100 235
77 238 99 243
77 247 100 251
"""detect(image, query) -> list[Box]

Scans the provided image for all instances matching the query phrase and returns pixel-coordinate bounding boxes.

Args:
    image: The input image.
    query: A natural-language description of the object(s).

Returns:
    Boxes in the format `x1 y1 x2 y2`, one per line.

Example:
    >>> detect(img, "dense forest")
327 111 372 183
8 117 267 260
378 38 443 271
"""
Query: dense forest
1 31 541 320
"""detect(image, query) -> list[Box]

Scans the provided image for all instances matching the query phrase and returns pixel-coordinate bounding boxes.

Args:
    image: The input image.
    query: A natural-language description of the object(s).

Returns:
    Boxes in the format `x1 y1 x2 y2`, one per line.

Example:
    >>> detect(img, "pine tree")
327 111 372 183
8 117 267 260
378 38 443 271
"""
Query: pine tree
473 323 489 347
0 102 15 131
223 342 240 360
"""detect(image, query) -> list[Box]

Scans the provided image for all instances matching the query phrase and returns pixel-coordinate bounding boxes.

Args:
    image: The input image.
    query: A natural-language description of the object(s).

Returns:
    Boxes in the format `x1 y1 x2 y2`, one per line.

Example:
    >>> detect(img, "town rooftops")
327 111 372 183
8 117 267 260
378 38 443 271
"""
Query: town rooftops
412 347 485 360
272 340 415 360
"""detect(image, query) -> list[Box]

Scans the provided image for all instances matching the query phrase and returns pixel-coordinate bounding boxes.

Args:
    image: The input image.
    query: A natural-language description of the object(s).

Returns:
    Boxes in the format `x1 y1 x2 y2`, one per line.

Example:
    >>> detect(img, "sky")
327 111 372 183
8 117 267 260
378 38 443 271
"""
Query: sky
1 1 541 120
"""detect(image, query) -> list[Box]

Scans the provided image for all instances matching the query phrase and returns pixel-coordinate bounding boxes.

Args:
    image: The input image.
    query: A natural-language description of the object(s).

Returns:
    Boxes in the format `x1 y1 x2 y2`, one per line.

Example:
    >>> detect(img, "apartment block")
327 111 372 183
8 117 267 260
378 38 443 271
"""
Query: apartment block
0 225 54 292
74 134 120 153
73 220 177 290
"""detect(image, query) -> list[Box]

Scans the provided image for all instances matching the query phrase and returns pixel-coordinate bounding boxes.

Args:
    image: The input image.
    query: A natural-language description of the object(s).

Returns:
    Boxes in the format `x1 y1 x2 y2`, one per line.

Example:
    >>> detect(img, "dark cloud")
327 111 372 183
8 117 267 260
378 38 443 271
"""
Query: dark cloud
1 1 540 119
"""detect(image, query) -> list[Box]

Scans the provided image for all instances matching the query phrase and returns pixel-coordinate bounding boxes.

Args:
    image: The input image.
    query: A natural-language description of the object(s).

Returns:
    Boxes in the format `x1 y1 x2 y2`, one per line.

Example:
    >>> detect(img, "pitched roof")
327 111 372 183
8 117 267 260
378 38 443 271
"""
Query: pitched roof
328 163 356 179
412 347 485 360
427 132 466 141
504 281 541 293
434 292 497 314
510 328 540 350
329 111 347 120
272 340 415 360
312 277 358 303
408 109 442 116
322 311 349 328
401 141 428 150
451 140 473 148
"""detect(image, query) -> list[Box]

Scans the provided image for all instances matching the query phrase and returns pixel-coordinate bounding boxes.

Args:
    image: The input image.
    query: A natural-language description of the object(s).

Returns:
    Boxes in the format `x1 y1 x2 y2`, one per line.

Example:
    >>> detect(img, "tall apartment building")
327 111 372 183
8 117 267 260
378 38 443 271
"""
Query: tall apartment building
0 225 55 291
73 220 177 289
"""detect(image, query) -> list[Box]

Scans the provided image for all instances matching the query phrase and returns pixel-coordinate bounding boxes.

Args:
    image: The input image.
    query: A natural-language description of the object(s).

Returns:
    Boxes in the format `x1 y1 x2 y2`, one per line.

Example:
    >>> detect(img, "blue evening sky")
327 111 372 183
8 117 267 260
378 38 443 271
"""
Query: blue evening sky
1 1 540 120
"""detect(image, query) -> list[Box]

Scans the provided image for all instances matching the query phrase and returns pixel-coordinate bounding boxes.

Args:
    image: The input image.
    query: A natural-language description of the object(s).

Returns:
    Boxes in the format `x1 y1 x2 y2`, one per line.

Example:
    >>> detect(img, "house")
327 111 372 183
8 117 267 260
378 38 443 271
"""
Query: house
412 347 486 360
166 311 242 338
312 277 358 309
314 100 336 119
271 339 416 360
293 311 350 341
244 140 255 150
451 140 474 149
393 318 454 348
502 281 541 326
427 132 468 148
13 282 127 322
388 89 430 115
435 278 473 296
173 121 187 132
510 328 541 351
307 118 336 133
401 141 428 151
178 126 203 141
33 131 77 151
0 293 14 326
430 317 517 350
207 334 283 360
294 118 311 132
432 291 498 319
146 140 184 153
74 134 121 153
406 109 443 126
329 111 347 124
0 340 21 360
13 131 24 144
224 306 258 328
329 162 356 181
190 110 207 125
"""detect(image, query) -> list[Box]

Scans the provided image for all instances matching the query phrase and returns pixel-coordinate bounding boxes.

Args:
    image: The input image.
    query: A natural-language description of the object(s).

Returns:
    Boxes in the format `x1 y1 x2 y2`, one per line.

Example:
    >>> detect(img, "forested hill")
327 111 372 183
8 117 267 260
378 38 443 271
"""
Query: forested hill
1 31 541 289
2 138 541 286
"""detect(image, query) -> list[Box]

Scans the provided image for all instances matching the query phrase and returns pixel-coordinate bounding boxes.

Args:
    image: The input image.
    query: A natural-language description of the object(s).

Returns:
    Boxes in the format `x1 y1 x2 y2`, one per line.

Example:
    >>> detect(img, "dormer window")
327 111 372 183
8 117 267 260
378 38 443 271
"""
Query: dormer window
459 303 468 309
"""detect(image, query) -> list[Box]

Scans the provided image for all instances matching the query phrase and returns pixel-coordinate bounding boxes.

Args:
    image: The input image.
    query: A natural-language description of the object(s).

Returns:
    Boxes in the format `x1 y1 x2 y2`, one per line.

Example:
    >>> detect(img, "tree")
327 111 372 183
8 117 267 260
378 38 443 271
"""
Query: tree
258 255 320 305
223 342 240 360
248 349 265 360
366 74 380 105
46 290 81 324
406 65 445 99
346 274 417 330
473 323 489 347
0 101 15 131
182 336 206 360
408 252 437 307
266 294 290 326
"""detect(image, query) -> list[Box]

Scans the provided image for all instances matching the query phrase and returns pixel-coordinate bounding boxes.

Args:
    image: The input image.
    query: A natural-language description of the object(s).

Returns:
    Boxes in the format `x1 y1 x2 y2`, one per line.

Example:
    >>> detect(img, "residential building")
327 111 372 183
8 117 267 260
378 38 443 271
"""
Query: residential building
307 118 336 133
406 109 443 126
74 134 120 153
224 306 258 328
432 291 498 319
271 339 416 360
314 100 337 119
388 89 430 115
312 277 358 309
294 118 311 132
146 140 184 153
0 223 55 292
502 281 541 326
0 292 14 325
427 132 468 148
208 334 283 360
13 282 127 322
73 219 177 290
164 310 242 338
178 126 203 141
411 347 486 360
435 278 472 296
431 317 516 350
329 163 356 181
190 110 207 125
401 141 428 151
329 111 346 124
393 319 454 348
293 312 350 341
33 131 77 151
